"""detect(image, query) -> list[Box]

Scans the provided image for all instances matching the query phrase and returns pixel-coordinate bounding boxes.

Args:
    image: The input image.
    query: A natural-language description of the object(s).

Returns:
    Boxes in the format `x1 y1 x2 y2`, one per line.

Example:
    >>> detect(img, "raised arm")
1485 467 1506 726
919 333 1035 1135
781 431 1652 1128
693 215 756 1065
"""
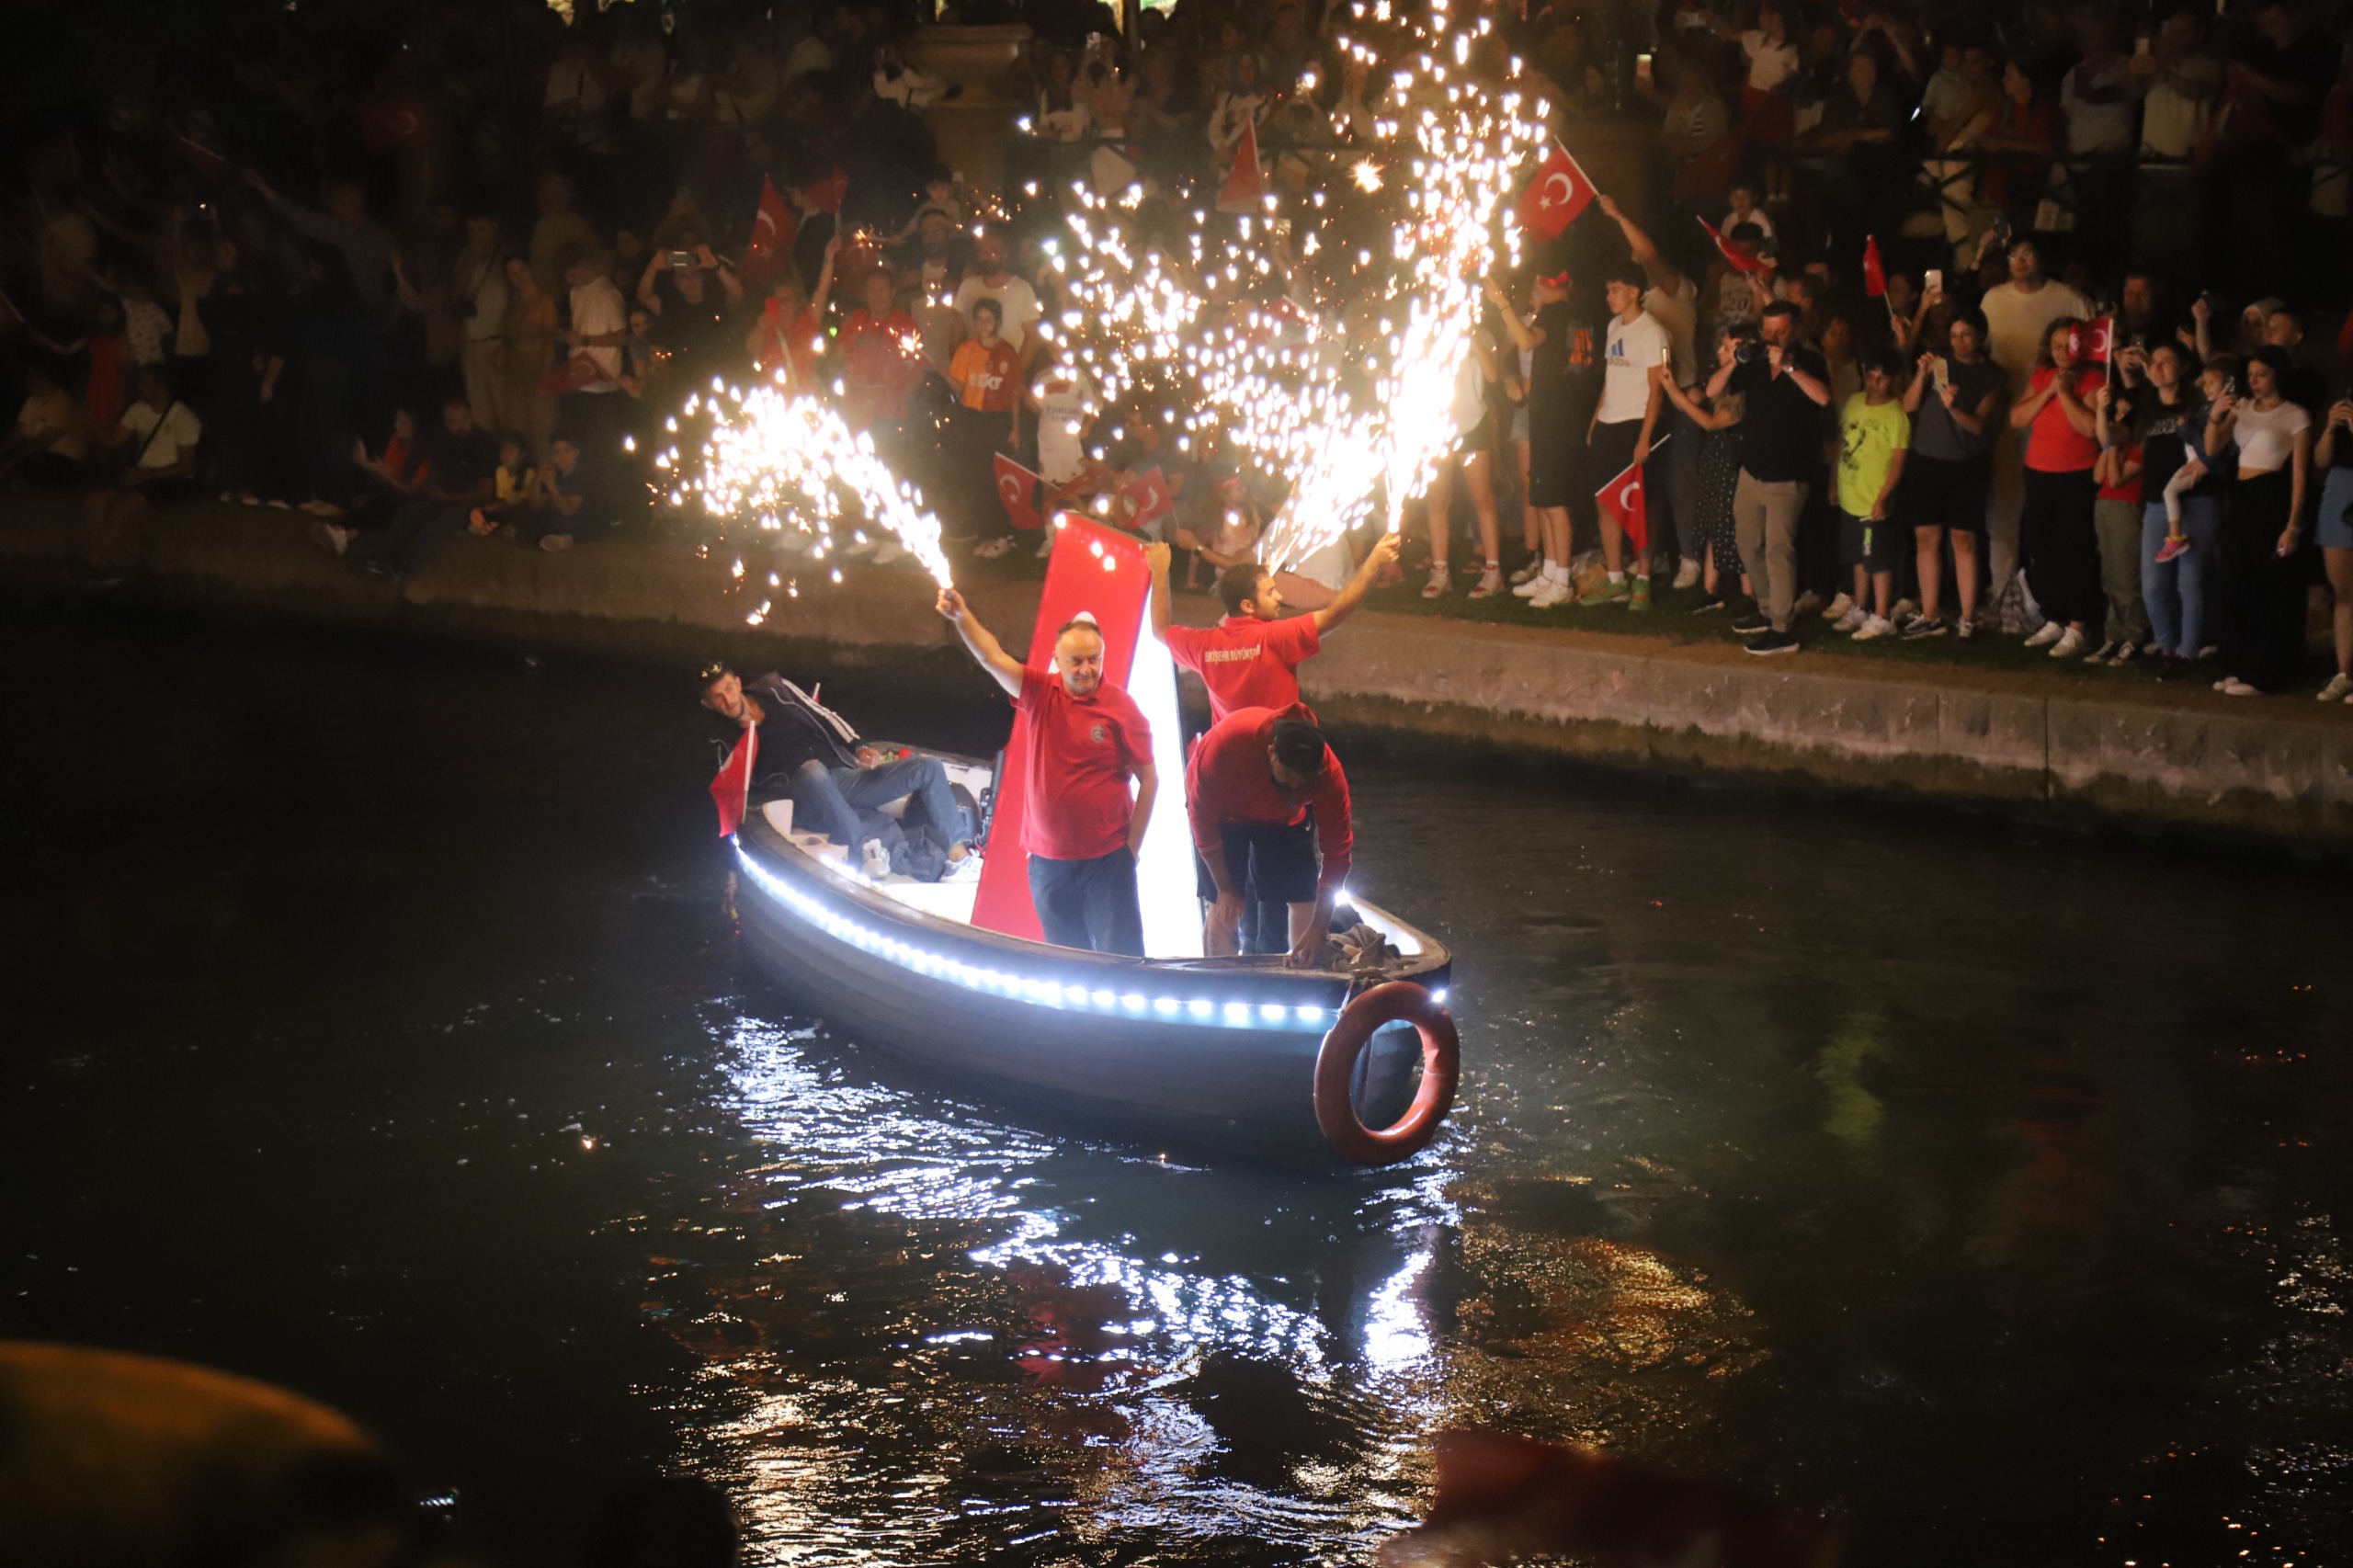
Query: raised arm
1483 278 1541 352
1144 540 1174 638
1312 530 1402 633
1597 193 1686 295
637 253 668 314
936 586 1025 697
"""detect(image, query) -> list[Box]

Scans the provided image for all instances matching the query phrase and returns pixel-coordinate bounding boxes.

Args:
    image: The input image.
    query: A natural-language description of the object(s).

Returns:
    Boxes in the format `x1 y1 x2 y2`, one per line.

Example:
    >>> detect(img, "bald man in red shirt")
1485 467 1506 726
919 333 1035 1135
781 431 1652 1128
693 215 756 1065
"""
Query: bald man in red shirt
1144 535 1400 723
1186 705 1353 967
938 587 1158 955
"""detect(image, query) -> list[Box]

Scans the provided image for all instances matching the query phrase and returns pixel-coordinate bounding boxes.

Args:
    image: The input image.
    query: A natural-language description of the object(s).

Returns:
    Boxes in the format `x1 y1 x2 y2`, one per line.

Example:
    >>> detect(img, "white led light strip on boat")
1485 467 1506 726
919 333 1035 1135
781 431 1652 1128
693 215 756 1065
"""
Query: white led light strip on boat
736 845 1337 1031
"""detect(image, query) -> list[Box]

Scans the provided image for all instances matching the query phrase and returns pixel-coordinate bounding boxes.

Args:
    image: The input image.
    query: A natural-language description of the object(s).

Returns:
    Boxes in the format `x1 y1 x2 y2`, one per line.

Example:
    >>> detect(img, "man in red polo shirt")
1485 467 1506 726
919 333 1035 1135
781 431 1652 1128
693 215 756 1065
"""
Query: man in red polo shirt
938 588 1157 955
1185 706 1352 967
1144 535 1400 722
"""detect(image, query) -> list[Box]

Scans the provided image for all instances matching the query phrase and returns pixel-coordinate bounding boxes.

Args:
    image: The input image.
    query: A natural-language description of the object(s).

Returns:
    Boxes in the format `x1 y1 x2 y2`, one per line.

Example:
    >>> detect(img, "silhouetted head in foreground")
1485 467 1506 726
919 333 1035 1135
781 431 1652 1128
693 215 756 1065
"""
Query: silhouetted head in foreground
581 1475 739 1568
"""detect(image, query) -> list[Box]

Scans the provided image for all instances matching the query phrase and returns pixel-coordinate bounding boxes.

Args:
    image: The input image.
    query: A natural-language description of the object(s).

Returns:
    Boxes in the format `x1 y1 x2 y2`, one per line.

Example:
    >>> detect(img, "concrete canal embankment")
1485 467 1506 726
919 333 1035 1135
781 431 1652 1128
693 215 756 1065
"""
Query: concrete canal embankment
7 494 2351 846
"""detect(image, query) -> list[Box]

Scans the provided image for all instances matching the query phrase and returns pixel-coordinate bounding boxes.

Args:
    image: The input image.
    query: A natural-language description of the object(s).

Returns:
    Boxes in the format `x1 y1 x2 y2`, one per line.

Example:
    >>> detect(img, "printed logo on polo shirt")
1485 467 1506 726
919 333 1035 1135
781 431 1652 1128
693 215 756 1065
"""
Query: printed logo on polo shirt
1089 722 1107 744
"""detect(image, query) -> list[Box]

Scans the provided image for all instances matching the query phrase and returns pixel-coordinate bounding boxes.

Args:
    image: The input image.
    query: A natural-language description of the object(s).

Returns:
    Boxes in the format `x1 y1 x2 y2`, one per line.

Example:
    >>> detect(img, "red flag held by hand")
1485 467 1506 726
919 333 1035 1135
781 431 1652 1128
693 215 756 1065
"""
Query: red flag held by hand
1597 461 1647 555
710 727 757 838
1518 144 1597 241
995 453 1043 530
2069 315 2115 365
743 176 797 283
1861 234 1886 298
1699 216 1766 276
1216 119 1265 214
1122 464 1175 532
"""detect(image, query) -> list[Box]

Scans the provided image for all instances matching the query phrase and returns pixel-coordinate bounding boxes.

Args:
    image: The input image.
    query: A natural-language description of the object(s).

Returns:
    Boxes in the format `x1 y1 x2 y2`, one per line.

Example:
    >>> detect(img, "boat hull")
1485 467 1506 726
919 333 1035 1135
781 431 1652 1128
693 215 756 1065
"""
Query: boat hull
731 812 1450 1165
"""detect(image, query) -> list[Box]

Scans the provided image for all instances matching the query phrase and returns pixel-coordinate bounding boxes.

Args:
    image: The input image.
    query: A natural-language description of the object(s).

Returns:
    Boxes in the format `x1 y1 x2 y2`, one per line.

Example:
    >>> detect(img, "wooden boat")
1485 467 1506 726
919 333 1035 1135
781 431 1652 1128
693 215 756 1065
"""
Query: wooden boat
730 748 1460 1167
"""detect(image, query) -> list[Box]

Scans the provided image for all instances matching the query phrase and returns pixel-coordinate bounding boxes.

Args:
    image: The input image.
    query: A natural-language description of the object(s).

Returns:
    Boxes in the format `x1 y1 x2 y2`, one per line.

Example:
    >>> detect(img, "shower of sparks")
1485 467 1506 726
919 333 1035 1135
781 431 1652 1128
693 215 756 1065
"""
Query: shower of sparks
1048 0 1547 568
657 377 952 623
662 0 1546 614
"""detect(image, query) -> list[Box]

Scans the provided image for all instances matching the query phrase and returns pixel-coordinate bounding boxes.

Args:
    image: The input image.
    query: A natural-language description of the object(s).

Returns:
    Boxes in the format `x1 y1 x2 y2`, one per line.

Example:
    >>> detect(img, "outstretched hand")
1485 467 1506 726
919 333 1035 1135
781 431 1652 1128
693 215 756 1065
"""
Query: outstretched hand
935 585 967 620
1142 540 1172 574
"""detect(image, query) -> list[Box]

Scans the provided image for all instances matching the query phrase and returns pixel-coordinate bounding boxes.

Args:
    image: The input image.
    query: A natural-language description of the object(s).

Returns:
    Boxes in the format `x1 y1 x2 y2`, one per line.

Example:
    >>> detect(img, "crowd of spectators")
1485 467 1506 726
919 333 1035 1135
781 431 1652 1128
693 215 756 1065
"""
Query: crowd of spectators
4 0 2351 697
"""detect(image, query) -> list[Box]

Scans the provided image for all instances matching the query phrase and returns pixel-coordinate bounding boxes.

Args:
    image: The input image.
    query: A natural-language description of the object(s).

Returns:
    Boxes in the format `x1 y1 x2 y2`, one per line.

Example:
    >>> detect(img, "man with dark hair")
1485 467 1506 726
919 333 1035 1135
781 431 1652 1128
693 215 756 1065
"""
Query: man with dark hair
1183 703 1352 967
1142 534 1400 724
1707 299 1831 654
699 663 977 881
936 591 1156 954
354 395 501 577
1586 264 1671 606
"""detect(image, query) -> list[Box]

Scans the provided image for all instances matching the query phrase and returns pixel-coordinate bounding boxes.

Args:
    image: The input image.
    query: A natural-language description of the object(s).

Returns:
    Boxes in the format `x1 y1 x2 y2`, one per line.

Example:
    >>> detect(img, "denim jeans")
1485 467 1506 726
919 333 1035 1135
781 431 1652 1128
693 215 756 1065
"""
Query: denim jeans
787 756 969 853
2140 498 2221 657
1029 847 1144 956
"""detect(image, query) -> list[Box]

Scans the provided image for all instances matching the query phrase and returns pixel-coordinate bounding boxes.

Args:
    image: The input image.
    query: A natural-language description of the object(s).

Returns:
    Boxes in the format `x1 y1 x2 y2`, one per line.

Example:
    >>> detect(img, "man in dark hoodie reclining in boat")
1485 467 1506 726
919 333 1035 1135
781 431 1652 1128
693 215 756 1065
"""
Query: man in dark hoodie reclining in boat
699 662 979 881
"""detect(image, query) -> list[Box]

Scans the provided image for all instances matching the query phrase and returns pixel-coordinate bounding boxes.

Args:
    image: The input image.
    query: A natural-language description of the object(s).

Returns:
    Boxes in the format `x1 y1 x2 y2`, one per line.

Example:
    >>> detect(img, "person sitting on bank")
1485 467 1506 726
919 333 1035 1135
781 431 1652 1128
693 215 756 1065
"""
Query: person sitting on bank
699 662 979 881
936 590 1156 956
1143 533 1401 724
1185 705 1352 968
530 431 628 551
84 366 201 534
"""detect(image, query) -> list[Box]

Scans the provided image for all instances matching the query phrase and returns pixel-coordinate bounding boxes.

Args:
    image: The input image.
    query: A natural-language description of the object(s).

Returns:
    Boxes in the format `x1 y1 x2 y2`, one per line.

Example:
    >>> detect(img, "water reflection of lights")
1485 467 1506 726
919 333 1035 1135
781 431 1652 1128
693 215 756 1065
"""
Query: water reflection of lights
1363 1248 1435 1372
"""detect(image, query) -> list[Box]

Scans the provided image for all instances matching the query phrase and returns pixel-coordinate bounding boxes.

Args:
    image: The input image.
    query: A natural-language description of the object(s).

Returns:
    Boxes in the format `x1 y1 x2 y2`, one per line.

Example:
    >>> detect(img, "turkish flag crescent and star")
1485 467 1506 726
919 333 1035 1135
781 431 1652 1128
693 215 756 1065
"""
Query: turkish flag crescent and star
1699 216 1766 276
1216 118 1264 214
1122 465 1176 532
1518 144 1597 241
1597 461 1647 555
995 452 1043 530
710 726 757 838
742 176 797 281
2070 315 2116 365
1861 234 1886 298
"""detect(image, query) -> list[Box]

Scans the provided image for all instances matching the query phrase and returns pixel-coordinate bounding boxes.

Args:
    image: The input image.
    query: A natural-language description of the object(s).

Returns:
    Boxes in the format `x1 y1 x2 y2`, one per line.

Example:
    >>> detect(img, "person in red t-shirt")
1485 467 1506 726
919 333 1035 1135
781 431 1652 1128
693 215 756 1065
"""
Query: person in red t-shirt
838 268 924 438
948 299 1026 558
1143 533 1401 723
938 587 1157 955
1185 706 1352 967
2009 318 2106 657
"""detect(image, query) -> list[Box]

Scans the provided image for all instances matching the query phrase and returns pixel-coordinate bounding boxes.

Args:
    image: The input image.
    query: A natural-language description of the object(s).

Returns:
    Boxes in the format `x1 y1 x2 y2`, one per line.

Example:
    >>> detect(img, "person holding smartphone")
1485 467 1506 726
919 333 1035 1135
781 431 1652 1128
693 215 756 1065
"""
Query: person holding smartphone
2205 347 2312 696
1899 308 2007 639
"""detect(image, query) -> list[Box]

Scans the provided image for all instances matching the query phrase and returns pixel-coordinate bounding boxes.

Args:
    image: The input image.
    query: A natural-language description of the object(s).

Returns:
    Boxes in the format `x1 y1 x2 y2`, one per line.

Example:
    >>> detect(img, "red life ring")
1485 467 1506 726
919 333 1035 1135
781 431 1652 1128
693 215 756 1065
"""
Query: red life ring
1313 980 1460 1167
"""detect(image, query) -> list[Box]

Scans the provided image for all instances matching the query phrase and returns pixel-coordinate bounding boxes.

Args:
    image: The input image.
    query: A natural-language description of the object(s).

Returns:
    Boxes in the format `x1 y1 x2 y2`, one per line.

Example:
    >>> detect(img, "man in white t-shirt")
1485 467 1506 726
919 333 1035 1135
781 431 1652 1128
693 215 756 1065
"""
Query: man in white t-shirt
85 365 203 535
1599 194 1711 587
559 244 631 456
952 233 1042 359
1586 266 1670 605
1978 237 2091 589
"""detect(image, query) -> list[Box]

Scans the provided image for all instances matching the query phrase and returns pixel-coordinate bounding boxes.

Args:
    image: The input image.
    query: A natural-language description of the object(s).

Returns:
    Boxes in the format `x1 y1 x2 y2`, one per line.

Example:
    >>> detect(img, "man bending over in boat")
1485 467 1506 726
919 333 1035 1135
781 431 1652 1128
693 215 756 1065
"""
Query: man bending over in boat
936 589 1157 957
1142 535 1400 723
1186 706 1352 968
699 663 977 881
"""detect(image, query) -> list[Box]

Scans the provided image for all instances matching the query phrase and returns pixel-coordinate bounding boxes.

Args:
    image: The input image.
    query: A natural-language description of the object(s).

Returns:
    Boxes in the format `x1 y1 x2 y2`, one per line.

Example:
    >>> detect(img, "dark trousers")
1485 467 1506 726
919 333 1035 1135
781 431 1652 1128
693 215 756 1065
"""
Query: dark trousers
356 499 466 572
1029 847 1144 956
787 756 968 851
1195 816 1320 956
2218 470 2309 692
2021 465 2103 629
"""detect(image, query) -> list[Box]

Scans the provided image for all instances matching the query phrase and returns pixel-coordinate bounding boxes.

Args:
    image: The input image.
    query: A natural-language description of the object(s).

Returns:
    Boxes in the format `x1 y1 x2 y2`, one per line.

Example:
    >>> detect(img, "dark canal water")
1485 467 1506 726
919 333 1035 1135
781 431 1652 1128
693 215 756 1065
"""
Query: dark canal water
3 603 2347 1568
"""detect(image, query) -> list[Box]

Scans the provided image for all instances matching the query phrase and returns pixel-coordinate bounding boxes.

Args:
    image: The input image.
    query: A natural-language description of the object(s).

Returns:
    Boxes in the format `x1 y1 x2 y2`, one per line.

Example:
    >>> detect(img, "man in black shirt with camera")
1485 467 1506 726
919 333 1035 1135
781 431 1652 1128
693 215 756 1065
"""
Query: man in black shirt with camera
1707 301 1832 655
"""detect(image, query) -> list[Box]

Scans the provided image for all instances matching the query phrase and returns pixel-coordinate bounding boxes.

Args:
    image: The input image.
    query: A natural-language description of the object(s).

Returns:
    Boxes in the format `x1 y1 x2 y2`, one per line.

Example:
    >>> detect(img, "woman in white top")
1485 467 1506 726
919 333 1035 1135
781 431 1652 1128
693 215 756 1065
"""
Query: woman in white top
2205 347 2311 695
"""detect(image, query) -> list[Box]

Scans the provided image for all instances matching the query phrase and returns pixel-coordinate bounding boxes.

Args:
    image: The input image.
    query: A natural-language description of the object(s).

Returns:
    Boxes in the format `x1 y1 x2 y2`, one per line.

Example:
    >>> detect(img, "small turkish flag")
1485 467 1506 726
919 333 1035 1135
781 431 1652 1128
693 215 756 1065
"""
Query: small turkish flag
1518 143 1597 241
1698 216 1766 276
801 167 849 214
1122 464 1175 532
2069 315 2115 365
358 98 427 150
1597 460 1647 555
1861 234 1886 298
710 727 757 839
1216 118 1264 214
995 452 1042 530
743 176 797 282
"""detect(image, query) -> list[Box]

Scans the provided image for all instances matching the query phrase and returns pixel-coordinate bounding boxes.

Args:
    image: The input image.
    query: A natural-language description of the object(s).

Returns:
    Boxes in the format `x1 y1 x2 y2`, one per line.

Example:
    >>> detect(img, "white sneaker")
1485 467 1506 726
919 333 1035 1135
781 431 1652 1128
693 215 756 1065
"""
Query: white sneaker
1509 558 1545 586
2083 640 2118 665
1468 564 1506 598
1832 606 1867 632
1822 592 1854 623
1034 532 1056 559
2317 673 2353 701
942 851 983 881
972 535 1016 560
1421 564 1451 598
860 839 893 879
2024 621 2064 648
1851 613 1894 641
2220 677 2262 698
1512 566 1552 597
2048 627 2085 658
540 533 574 552
1890 597 1917 624
1527 576 1572 608
1791 589 1825 619
1672 559 1702 590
